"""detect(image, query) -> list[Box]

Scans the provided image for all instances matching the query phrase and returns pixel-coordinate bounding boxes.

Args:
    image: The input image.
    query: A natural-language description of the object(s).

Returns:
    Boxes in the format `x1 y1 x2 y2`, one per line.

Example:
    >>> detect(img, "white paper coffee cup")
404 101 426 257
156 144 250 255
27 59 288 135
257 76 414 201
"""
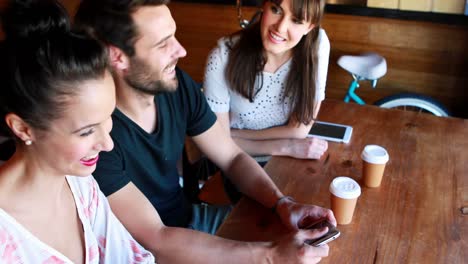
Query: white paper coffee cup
329 177 361 225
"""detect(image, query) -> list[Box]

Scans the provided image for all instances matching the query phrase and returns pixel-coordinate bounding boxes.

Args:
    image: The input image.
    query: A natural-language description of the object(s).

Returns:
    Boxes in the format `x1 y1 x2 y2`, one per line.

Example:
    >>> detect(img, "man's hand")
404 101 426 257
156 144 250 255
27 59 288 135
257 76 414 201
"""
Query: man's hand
268 228 330 264
275 198 336 230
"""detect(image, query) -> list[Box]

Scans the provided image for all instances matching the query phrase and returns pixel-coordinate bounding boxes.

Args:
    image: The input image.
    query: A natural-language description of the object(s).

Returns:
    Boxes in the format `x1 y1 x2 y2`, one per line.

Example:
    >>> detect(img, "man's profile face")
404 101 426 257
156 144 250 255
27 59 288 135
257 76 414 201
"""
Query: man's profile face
124 5 187 94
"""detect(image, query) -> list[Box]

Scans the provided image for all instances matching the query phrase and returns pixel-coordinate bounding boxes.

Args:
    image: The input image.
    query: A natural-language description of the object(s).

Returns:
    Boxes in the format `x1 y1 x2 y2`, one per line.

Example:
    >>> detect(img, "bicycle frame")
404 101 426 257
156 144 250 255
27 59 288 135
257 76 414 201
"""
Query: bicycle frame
340 53 448 116
344 74 378 105
343 73 449 116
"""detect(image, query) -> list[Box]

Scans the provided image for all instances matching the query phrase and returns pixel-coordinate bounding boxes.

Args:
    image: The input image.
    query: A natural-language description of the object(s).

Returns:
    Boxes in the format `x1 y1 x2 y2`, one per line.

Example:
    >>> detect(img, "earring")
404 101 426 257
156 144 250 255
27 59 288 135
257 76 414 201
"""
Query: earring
25 139 32 146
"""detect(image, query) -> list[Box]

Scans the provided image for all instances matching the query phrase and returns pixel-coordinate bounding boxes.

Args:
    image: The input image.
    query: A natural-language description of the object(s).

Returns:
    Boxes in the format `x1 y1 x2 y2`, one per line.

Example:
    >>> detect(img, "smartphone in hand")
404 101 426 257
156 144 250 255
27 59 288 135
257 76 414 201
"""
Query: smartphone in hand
303 220 340 247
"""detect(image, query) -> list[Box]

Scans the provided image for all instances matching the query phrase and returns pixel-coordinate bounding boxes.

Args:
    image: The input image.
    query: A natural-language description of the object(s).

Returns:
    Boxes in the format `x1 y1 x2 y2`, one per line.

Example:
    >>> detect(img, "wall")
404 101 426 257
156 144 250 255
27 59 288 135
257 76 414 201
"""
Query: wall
171 2 468 118
1 0 467 117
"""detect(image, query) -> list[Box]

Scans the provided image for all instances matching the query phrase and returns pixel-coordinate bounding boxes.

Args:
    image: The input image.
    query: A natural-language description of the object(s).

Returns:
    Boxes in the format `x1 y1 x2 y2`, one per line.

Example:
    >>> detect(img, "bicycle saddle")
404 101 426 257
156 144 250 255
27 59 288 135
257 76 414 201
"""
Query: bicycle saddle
337 53 387 80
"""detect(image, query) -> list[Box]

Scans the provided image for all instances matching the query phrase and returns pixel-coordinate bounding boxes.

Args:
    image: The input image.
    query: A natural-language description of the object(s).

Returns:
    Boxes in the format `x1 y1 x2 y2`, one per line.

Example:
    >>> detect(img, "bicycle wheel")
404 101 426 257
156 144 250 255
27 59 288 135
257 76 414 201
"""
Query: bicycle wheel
374 93 450 117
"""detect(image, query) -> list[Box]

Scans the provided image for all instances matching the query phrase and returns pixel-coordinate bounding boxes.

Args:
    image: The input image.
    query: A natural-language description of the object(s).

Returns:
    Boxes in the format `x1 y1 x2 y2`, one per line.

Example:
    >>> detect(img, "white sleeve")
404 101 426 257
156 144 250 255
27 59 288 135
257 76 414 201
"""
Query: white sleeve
316 29 330 102
86 178 155 263
203 38 231 113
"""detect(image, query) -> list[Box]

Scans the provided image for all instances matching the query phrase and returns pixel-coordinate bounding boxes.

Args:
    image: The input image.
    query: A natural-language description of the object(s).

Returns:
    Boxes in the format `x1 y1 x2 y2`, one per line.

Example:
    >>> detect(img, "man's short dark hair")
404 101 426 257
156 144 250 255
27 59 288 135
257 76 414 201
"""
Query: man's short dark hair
75 0 170 57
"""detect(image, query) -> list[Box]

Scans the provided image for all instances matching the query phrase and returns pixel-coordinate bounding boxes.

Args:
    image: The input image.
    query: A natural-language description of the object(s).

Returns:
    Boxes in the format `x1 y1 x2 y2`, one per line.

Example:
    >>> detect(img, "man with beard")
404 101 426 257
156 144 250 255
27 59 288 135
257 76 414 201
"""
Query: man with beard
75 0 336 263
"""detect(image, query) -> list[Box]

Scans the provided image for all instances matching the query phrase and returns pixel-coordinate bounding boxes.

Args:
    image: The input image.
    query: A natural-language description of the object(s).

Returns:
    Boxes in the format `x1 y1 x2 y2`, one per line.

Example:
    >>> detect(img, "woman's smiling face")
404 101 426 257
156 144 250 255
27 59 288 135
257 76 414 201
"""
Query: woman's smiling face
260 0 315 59
30 71 116 177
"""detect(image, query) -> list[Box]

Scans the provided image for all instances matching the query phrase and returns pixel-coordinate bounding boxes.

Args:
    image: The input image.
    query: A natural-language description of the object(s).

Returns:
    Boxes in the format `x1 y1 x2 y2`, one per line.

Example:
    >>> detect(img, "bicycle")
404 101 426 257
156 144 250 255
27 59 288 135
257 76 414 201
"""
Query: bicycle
338 52 450 117
235 0 451 117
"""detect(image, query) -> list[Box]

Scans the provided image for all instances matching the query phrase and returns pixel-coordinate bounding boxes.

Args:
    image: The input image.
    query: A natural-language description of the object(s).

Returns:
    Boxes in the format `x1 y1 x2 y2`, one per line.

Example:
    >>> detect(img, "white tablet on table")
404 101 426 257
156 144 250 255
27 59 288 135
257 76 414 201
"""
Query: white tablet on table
307 121 353 144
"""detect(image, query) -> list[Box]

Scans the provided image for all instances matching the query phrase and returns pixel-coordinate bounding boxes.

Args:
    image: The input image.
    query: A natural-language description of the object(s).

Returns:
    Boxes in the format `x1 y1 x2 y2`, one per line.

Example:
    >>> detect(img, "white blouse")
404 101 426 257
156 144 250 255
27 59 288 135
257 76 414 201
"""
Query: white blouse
204 29 330 130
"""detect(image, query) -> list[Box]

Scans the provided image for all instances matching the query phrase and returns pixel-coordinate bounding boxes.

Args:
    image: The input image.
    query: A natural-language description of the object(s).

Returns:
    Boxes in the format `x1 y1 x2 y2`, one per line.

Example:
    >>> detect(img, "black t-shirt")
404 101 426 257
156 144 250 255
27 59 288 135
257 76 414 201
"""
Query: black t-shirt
93 68 216 227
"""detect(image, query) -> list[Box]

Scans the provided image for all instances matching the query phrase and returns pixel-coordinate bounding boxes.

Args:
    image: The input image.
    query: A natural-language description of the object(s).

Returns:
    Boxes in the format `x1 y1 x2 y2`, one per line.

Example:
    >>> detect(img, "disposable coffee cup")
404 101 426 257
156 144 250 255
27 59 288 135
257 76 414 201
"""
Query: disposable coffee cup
361 145 389 188
329 177 361 225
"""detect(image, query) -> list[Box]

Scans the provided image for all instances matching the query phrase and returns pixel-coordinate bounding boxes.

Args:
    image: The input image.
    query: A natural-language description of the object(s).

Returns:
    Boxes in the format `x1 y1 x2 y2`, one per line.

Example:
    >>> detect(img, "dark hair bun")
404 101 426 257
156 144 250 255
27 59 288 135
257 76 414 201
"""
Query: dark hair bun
0 0 108 140
2 0 70 40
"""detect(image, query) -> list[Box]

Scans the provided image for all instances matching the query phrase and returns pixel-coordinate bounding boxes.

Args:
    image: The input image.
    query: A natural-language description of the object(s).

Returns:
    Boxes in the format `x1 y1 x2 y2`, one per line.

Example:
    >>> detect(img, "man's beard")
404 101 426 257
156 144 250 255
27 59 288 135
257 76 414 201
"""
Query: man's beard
124 56 178 95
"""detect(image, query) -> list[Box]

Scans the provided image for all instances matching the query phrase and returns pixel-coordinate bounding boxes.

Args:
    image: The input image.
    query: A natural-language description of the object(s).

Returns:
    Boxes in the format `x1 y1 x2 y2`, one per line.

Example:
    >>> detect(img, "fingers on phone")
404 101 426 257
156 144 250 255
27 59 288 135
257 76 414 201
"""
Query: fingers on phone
326 211 338 227
301 226 329 241
305 243 329 258
312 226 329 237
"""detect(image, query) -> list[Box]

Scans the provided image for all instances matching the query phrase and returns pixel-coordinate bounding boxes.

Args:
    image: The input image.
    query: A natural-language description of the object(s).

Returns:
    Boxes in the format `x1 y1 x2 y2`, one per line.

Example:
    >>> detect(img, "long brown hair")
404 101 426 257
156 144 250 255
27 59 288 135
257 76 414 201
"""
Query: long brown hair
226 0 325 125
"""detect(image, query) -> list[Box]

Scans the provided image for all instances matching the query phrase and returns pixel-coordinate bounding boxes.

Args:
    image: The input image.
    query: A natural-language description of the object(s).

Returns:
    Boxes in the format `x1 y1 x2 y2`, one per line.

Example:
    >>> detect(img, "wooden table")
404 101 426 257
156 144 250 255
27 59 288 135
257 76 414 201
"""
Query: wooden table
217 99 468 263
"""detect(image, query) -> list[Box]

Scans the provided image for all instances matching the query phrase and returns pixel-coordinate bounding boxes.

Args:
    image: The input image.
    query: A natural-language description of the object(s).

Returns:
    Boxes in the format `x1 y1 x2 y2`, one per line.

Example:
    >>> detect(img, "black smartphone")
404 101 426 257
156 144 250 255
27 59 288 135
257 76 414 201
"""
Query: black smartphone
303 220 340 247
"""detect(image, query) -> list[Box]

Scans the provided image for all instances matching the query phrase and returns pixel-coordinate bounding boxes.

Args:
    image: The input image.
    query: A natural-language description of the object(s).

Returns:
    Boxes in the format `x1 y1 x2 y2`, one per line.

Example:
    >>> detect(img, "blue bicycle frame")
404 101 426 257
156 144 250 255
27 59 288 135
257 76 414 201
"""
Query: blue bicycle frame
344 74 378 105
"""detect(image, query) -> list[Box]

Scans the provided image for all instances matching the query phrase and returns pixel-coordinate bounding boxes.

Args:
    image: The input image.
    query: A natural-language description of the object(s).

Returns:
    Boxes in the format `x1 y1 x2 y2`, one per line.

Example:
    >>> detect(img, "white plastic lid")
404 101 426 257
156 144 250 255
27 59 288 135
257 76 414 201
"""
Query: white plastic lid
361 145 389 164
329 177 361 199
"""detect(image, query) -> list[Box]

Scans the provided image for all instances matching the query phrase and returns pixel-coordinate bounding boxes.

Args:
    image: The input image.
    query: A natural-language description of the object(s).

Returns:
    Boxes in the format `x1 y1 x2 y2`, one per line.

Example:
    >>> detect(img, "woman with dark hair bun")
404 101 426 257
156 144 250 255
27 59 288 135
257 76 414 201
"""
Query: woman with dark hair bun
0 1 154 262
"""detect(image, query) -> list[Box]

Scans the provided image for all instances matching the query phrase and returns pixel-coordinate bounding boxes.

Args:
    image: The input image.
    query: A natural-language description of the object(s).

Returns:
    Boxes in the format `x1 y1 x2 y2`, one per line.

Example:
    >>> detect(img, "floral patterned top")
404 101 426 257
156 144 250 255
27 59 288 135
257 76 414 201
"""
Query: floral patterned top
0 176 155 264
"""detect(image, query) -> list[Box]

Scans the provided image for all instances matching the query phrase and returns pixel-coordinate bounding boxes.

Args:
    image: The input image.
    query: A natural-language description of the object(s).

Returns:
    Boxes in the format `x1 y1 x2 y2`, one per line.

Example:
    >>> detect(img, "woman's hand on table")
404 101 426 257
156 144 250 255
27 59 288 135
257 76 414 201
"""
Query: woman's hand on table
285 138 328 160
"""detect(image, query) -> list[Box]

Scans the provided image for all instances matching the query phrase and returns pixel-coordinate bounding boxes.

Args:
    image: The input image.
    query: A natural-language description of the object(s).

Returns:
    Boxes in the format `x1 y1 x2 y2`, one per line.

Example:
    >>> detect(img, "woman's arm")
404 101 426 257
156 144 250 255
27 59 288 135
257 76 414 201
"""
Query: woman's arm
230 117 312 140
218 102 321 141
232 136 327 159
216 102 327 160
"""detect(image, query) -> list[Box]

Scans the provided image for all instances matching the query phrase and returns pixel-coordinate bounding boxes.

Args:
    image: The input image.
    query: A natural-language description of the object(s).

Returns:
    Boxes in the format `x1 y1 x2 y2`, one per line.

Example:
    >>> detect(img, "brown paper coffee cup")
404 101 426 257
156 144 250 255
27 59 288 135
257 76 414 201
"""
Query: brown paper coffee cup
363 162 386 187
331 195 358 225
329 177 361 225
361 145 389 188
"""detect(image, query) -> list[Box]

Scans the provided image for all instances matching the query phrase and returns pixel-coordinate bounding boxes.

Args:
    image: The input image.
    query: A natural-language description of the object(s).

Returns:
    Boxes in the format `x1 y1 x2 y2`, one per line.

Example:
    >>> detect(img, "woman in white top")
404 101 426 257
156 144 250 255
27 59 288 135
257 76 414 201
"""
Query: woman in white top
204 0 329 160
0 1 154 263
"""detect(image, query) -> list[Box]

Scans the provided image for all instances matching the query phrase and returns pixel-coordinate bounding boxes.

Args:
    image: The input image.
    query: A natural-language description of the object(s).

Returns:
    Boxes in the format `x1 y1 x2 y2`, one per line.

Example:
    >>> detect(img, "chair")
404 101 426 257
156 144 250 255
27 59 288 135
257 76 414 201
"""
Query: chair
182 137 231 206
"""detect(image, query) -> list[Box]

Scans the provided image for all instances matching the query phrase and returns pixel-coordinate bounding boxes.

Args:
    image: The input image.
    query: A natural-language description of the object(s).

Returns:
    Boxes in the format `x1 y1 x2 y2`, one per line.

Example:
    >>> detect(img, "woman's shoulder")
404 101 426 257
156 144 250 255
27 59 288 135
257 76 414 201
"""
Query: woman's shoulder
213 35 240 54
318 28 330 44
217 34 239 46
66 175 99 200
317 28 330 52
66 174 95 185
206 35 238 66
